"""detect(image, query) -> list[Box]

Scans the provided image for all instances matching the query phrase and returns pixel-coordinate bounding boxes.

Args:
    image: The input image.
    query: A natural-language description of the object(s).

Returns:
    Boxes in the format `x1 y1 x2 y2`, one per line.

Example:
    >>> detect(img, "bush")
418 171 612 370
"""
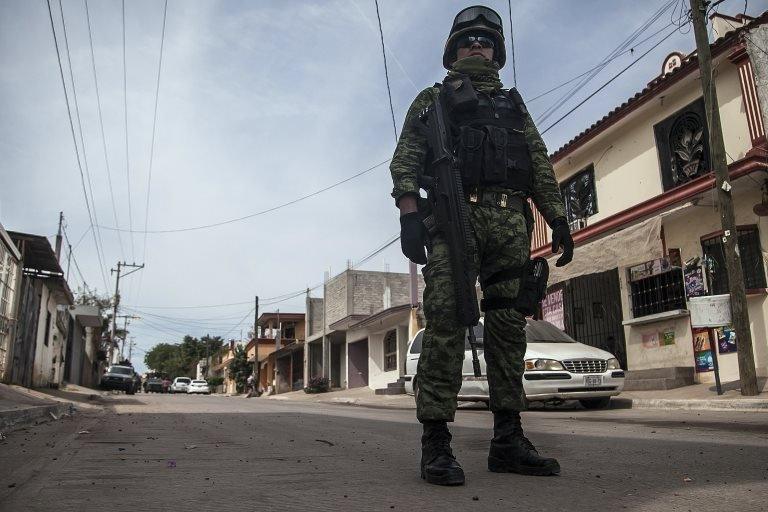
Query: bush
207 376 224 387
304 376 330 394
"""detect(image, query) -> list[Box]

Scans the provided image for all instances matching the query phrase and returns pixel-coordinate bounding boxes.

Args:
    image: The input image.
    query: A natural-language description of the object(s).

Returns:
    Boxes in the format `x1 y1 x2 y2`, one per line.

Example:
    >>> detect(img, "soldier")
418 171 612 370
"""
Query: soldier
390 5 574 486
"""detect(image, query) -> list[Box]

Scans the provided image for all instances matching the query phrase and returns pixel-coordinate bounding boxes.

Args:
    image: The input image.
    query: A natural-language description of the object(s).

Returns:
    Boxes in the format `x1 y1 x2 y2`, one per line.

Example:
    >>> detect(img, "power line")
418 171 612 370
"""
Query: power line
84 0 125 260
58 0 110 289
373 0 398 142
540 25 681 135
99 158 391 233
506 0 517 87
45 0 109 292
122 0 135 258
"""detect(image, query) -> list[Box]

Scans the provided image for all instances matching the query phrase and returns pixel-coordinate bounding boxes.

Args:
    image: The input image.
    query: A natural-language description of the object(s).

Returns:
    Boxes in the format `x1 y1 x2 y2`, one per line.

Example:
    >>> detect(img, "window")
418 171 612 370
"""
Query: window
630 267 686 318
44 311 52 346
0 247 18 357
410 331 423 354
283 323 296 340
384 330 397 371
560 165 597 228
701 226 767 294
654 98 711 191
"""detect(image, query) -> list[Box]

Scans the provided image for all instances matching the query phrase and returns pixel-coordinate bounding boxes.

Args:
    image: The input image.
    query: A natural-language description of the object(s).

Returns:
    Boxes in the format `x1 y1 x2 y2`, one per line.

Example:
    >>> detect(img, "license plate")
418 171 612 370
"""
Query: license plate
584 375 602 387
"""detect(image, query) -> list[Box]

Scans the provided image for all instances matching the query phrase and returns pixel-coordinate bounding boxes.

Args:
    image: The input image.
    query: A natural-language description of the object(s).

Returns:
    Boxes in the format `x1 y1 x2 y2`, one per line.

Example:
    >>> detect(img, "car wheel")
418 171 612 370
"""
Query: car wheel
579 397 611 410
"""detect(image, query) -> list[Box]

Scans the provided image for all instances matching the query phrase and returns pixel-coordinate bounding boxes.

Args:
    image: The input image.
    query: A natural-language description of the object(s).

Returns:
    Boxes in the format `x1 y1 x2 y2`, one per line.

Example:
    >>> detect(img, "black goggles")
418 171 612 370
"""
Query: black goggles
456 34 495 49
453 6 503 31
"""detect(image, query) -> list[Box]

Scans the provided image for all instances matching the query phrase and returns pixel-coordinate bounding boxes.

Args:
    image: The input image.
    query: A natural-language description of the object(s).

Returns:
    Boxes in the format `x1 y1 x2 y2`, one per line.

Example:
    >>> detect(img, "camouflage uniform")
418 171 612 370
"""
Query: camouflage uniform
390 60 566 423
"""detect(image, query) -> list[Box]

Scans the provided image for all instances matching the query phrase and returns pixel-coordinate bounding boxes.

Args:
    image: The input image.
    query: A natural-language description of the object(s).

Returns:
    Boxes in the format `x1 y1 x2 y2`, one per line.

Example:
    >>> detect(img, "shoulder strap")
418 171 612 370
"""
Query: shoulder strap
508 87 528 115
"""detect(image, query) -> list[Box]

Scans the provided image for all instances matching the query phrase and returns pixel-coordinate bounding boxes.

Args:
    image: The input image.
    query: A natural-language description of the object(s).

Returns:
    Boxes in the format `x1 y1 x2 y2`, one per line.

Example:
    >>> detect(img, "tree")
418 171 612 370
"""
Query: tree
143 335 225 378
228 345 250 393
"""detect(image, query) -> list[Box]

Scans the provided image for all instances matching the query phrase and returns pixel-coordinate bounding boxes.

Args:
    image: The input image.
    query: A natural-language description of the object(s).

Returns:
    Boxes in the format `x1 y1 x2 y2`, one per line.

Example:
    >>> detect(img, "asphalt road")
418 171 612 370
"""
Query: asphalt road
1 393 766 512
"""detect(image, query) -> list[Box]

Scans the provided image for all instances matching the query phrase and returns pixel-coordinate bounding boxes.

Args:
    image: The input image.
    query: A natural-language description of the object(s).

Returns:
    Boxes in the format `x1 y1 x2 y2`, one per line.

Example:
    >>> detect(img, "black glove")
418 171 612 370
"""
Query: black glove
551 218 574 267
399 212 428 265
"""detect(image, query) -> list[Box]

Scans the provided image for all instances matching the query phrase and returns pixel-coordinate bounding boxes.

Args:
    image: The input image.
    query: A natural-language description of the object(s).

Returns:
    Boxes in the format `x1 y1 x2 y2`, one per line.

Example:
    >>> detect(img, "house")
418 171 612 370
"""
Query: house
0 223 22 383
528 12 768 388
304 269 424 392
254 312 305 394
6 231 74 388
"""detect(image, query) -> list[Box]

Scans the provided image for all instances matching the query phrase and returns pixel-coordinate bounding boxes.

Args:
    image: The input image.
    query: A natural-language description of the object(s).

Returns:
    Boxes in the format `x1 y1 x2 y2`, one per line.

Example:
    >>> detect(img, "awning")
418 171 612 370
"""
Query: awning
546 216 664 286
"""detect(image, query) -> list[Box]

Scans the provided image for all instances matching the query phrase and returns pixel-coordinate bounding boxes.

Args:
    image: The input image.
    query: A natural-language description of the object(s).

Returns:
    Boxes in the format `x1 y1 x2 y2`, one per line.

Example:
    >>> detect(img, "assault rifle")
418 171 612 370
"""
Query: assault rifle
419 90 482 377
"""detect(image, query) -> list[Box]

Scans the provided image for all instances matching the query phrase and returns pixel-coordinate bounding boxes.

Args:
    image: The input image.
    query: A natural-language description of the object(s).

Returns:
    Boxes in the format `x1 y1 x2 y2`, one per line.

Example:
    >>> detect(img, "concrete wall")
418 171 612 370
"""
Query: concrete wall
306 297 324 337
746 25 768 132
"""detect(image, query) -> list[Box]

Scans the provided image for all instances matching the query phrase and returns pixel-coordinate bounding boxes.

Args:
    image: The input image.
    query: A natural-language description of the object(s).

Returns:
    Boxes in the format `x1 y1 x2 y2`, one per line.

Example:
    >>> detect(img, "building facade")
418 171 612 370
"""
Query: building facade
0 223 21 383
529 12 768 387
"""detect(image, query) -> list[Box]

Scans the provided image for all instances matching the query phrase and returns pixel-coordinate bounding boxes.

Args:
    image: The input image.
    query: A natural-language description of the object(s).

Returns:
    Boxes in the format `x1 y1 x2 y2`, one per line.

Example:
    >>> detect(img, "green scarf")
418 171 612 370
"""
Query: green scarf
447 56 503 93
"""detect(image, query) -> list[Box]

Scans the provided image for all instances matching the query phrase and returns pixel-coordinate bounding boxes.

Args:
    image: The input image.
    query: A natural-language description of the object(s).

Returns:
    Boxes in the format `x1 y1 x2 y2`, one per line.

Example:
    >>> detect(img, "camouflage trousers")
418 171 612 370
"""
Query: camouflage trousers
417 202 530 423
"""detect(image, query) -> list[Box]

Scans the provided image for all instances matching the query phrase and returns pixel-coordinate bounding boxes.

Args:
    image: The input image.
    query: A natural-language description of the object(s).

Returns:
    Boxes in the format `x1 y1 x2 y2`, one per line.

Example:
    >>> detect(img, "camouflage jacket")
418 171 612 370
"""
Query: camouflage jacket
389 85 566 226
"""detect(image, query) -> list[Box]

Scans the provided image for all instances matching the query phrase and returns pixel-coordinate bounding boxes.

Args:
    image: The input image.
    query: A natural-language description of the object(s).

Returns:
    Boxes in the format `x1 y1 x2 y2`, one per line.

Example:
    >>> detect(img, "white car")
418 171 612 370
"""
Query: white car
404 319 625 409
187 380 211 395
169 377 191 394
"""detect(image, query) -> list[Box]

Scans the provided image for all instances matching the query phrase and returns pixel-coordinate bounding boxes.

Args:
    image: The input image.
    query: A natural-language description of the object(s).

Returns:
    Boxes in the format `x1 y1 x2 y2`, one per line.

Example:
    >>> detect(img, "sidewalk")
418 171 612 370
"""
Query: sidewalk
0 384 76 432
265 380 768 413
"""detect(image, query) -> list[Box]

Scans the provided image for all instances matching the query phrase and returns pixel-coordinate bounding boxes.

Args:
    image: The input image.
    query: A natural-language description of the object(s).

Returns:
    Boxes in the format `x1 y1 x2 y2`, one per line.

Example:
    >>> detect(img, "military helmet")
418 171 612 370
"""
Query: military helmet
443 5 506 70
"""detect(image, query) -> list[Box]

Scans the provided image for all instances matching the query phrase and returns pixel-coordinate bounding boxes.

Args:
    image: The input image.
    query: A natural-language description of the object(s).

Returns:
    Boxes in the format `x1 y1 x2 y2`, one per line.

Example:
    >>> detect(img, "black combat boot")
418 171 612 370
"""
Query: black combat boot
488 410 560 475
420 421 465 486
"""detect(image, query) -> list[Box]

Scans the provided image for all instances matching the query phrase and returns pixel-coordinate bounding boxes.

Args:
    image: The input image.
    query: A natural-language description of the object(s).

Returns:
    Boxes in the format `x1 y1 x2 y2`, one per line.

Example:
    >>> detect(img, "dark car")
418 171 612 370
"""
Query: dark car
145 377 164 393
130 372 142 393
100 365 136 394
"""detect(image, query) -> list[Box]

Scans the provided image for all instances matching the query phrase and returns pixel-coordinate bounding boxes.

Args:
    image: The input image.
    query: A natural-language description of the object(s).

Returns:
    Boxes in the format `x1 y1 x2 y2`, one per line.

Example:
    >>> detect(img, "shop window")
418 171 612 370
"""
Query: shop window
701 226 767 294
654 98 711 191
629 258 686 318
560 165 597 230
384 330 397 372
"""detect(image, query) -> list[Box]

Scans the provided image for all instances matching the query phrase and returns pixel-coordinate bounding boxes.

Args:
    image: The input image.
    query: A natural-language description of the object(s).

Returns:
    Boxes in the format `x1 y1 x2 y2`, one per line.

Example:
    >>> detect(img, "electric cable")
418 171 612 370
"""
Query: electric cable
84 0 125 261
540 26 682 136
507 0 517 87
45 0 109 292
373 0 398 142
122 0 136 258
99 158 391 233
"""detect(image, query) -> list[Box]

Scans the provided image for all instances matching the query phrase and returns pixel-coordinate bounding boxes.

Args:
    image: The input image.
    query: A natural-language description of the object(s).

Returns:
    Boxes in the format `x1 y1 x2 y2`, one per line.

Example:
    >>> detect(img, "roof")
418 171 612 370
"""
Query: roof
549 11 768 164
8 230 73 303
257 312 304 327
0 223 21 261
348 304 412 330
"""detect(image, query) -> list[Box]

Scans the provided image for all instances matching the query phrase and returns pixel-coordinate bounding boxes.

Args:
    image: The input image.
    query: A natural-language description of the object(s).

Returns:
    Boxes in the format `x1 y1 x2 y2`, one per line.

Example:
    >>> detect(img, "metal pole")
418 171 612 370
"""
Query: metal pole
109 262 122 364
689 0 759 395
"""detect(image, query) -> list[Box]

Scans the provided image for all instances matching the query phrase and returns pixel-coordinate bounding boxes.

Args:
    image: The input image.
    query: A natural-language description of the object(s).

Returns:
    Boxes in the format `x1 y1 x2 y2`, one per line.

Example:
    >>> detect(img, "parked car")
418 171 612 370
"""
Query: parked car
170 377 192 394
130 372 142 393
162 377 172 393
145 377 164 393
187 380 211 395
404 319 625 409
100 365 136 394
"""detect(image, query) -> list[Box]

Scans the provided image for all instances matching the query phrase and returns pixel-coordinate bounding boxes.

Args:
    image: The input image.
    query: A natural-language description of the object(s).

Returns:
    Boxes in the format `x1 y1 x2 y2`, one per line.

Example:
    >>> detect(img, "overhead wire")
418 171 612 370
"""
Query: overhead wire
373 0 398 142
540 25 682 135
99 158 391 233
506 0 517 87
84 0 125 261
45 0 109 292
122 0 135 258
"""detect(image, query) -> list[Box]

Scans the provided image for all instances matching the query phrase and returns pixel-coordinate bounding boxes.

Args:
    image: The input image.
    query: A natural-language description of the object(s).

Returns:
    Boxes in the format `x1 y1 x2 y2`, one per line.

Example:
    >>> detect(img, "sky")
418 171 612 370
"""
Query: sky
1 0 766 373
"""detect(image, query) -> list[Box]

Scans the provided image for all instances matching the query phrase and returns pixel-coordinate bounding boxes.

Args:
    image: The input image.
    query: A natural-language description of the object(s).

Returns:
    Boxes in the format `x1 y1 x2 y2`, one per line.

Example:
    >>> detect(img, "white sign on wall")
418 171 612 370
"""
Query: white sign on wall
541 288 565 331
688 294 732 327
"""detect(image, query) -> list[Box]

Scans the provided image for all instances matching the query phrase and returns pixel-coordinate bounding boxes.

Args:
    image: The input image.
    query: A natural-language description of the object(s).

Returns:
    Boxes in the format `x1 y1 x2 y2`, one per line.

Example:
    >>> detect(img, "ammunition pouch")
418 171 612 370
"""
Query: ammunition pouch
457 126 484 186
443 75 479 115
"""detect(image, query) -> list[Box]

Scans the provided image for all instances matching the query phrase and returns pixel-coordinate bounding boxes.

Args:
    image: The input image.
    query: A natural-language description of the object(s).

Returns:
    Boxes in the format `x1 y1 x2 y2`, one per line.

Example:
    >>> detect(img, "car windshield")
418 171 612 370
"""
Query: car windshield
177 378 191 384
525 320 577 343
108 366 133 375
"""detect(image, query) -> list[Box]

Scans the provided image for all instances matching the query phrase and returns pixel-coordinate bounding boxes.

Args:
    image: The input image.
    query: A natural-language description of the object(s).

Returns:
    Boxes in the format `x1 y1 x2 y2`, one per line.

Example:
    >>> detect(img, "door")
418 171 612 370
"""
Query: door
330 342 342 388
347 339 369 388
563 269 627 369
10 278 40 387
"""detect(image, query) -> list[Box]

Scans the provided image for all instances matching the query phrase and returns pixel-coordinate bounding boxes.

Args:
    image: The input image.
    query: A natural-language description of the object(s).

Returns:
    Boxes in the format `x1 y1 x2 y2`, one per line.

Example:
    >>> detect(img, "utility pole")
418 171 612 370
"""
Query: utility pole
127 336 136 362
116 314 140 360
253 295 259 387
109 262 144 364
55 211 64 262
689 0 758 396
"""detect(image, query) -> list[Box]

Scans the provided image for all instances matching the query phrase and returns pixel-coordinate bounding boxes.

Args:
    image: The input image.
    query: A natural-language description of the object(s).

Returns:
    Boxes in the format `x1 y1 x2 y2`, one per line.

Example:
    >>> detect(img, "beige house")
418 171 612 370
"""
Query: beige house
529 12 768 387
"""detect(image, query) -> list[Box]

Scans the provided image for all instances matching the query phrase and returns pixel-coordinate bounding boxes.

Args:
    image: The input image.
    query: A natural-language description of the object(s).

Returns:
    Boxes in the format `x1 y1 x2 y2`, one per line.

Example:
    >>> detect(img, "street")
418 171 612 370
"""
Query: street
1 394 766 512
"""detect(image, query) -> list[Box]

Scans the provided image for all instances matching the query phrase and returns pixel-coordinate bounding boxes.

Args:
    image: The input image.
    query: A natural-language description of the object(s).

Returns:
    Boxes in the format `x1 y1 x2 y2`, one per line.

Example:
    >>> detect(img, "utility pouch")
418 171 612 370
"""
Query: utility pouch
514 257 549 317
443 75 479 115
482 126 508 184
457 126 485 186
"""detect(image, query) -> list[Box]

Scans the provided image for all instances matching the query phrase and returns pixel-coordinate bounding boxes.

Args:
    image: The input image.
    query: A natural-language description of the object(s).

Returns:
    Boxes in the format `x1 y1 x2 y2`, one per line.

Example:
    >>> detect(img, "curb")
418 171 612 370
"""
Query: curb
613 397 768 412
0 402 75 432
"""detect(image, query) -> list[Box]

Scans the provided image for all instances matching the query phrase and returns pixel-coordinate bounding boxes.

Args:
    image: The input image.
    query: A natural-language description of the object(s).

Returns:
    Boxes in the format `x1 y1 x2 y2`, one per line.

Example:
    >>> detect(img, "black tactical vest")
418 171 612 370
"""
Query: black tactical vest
447 86 533 193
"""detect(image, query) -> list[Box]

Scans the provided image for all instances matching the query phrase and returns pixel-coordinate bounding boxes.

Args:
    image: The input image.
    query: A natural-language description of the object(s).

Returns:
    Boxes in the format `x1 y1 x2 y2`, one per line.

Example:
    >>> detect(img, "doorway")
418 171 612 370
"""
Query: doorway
347 339 369 388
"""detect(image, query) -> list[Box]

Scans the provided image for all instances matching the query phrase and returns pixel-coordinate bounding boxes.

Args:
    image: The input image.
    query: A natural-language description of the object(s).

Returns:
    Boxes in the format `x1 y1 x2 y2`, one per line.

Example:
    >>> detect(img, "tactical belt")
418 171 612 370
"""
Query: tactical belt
466 188 525 212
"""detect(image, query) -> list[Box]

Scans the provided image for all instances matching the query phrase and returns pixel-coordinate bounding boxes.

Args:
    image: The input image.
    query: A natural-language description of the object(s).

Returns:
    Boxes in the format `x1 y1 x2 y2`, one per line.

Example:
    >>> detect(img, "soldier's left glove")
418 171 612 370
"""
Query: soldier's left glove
551 218 574 267
400 212 428 265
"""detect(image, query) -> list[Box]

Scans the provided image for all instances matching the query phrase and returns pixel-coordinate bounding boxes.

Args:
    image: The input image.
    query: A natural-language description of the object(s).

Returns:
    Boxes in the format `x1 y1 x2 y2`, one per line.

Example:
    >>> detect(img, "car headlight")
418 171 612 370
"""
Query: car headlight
606 358 620 370
525 359 565 371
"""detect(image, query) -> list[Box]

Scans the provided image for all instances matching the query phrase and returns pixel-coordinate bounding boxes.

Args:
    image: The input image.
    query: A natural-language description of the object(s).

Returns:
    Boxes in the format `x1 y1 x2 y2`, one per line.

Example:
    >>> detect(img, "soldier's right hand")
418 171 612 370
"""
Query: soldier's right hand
399 212 428 264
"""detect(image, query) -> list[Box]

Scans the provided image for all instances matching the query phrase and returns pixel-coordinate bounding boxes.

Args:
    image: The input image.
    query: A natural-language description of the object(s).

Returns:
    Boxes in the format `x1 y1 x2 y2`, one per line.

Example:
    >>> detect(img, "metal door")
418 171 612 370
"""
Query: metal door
347 339 369 388
10 277 40 387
